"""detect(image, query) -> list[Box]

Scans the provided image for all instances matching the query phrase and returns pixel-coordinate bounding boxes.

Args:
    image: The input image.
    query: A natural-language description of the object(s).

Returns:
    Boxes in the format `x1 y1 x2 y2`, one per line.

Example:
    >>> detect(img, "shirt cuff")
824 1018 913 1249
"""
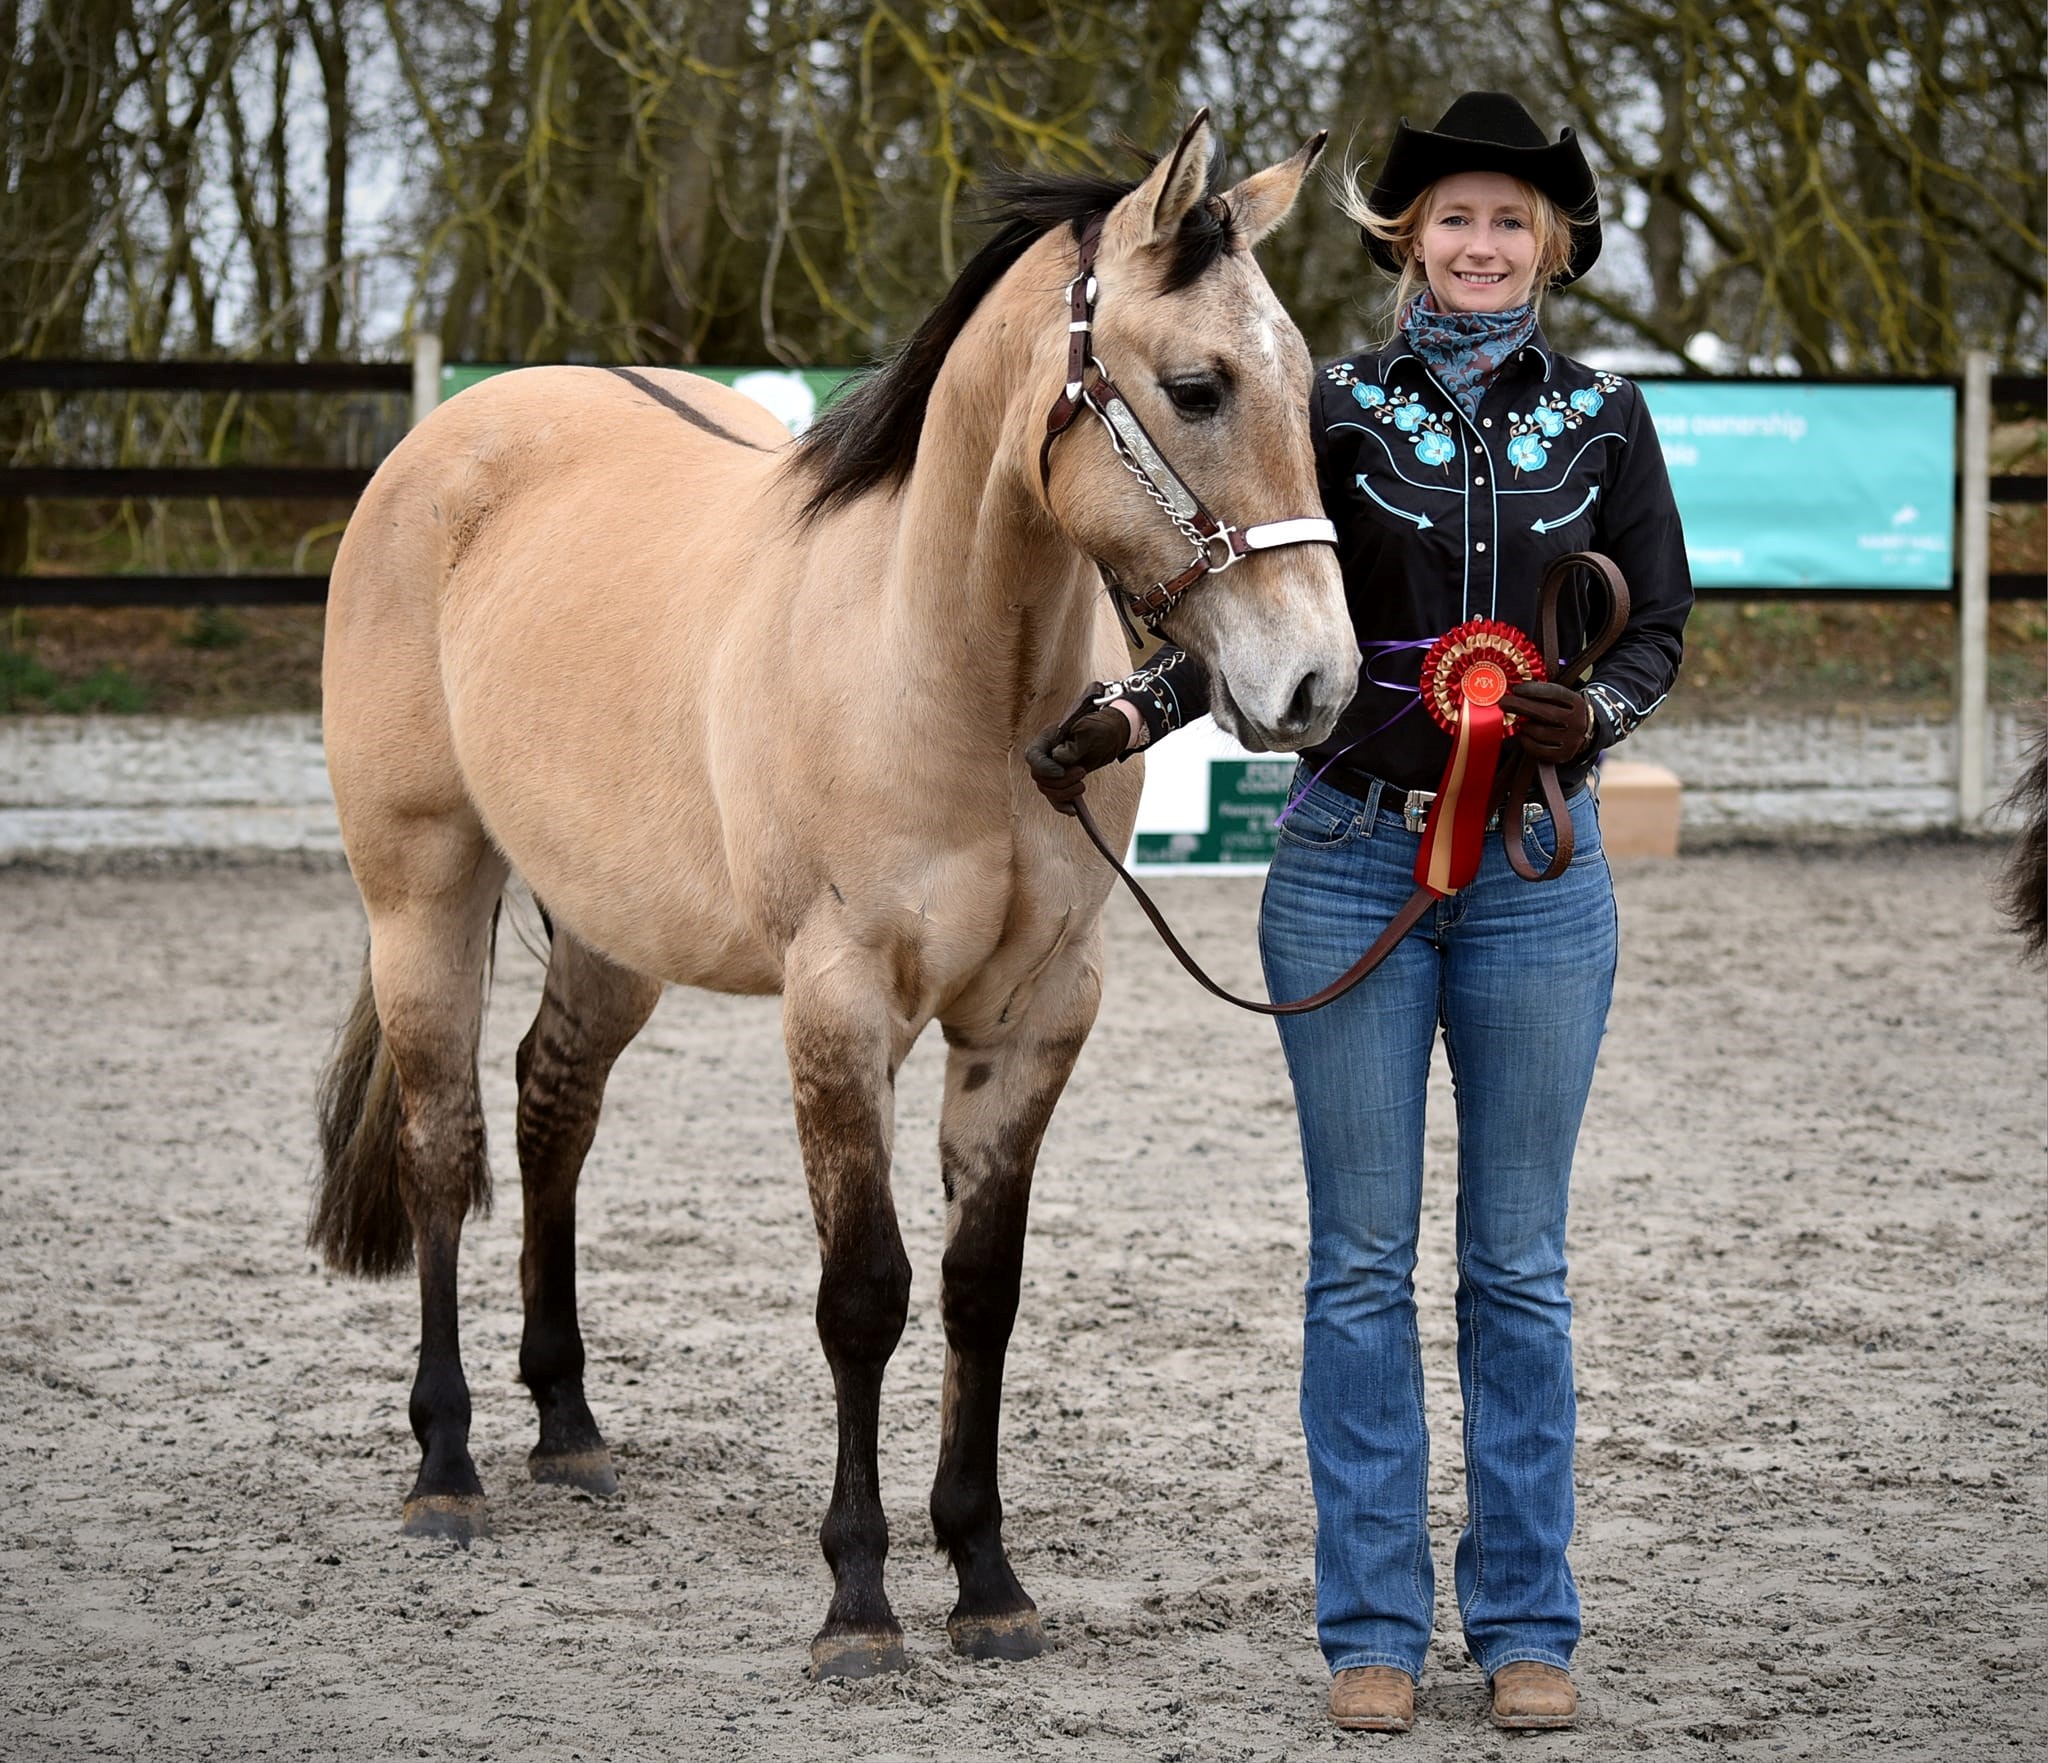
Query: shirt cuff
1584 680 1644 751
1092 655 1190 754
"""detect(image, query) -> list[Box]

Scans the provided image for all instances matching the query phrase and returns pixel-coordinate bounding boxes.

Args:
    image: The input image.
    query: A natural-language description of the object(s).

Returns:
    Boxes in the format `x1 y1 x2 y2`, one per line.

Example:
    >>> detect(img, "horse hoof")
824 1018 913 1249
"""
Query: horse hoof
947 1608 1046 1662
529 1446 619 1496
400 1493 490 1544
809 1630 909 1680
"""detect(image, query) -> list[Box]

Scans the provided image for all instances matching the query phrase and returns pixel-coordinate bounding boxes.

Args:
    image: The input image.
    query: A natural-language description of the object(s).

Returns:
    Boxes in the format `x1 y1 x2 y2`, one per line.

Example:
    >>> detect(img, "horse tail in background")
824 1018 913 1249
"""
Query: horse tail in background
310 946 412 1277
1995 711 2048 966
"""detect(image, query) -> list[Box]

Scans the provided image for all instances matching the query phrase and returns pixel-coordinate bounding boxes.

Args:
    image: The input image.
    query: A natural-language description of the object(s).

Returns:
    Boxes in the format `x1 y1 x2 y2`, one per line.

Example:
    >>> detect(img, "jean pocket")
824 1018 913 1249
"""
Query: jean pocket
1274 792 1353 851
1521 799 1602 868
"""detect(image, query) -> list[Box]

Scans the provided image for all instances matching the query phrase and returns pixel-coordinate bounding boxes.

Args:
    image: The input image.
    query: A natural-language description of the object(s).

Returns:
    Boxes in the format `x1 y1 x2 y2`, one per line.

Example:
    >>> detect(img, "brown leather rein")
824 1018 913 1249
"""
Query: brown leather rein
1068 551 1632 1016
1038 212 1340 633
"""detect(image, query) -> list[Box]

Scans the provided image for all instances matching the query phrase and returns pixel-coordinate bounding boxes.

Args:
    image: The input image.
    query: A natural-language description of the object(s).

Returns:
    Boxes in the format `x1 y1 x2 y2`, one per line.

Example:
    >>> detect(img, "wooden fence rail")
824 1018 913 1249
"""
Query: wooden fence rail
0 354 412 609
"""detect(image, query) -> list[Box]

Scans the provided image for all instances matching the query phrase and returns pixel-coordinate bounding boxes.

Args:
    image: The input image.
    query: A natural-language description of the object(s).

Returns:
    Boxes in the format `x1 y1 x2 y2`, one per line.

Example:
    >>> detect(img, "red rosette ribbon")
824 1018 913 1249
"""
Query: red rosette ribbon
1413 618 1547 896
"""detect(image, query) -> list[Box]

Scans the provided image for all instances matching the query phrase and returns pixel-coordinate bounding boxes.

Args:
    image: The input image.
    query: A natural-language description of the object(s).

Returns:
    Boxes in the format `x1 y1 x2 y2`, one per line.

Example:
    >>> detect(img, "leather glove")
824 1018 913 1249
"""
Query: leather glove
1025 701 1131 814
1503 680 1596 765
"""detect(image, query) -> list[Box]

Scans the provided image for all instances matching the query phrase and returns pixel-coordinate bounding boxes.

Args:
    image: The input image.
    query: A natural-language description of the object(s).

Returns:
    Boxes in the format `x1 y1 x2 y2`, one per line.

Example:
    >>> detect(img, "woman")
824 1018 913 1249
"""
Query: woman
1030 93 1691 1733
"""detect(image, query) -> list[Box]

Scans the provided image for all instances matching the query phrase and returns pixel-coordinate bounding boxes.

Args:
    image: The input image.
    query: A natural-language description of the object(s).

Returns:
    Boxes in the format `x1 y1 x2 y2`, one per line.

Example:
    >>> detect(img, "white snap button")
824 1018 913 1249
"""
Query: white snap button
1474 475 1486 486
1476 542 1487 553
1482 418 1493 427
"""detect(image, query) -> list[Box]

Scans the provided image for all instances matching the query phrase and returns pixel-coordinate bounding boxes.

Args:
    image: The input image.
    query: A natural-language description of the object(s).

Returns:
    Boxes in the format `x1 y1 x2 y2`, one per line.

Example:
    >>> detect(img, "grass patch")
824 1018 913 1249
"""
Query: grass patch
0 643 153 712
178 606 251 651
1 607 317 715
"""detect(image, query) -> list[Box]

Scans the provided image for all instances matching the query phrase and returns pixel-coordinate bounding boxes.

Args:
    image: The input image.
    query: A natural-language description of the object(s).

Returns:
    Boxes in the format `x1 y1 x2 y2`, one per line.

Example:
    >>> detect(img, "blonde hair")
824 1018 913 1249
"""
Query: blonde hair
1335 165 1579 330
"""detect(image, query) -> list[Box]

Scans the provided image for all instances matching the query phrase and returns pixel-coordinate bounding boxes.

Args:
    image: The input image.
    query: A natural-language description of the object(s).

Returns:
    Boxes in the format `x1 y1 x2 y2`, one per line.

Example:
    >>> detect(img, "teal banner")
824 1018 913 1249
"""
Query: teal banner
440 364 857 436
1639 381 1955 589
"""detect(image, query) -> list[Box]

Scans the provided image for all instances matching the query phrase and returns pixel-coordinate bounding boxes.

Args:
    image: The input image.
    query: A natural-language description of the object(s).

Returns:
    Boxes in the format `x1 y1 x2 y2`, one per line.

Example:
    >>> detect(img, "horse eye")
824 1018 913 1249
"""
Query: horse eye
1163 376 1223 419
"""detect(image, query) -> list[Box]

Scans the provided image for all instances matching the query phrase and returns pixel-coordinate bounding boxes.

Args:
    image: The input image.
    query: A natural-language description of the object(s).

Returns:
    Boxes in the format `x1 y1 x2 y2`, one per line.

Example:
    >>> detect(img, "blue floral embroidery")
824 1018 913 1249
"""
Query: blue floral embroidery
1505 370 1623 474
1330 370 1458 469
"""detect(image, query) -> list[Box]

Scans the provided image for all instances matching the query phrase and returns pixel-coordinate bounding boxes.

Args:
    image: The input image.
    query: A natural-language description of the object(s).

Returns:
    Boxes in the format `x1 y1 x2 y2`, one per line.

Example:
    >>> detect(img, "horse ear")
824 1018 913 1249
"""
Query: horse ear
1104 110 1214 260
1220 130 1329 251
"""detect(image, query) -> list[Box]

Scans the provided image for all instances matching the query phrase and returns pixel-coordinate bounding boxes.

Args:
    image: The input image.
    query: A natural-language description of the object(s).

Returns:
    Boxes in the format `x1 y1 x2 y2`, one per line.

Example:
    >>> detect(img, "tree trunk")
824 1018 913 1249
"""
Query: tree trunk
305 0 351 356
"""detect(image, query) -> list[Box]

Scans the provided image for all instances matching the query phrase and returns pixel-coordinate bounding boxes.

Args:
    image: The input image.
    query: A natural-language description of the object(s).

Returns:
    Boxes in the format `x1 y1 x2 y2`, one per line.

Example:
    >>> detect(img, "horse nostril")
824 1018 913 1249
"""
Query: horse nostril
1285 672 1321 732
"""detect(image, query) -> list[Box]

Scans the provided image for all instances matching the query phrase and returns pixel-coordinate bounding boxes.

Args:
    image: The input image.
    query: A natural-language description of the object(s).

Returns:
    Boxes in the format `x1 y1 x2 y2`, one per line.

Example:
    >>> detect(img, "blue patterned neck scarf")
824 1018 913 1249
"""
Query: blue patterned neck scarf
1401 290 1539 421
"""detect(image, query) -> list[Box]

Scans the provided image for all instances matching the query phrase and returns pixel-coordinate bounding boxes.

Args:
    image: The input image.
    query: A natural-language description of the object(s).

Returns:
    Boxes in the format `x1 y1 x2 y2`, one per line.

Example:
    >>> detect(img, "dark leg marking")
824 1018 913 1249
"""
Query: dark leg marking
930 1040 1086 1662
813 1207 913 1676
791 1025 913 1679
932 1148 1039 1657
515 940 659 1496
400 1111 490 1543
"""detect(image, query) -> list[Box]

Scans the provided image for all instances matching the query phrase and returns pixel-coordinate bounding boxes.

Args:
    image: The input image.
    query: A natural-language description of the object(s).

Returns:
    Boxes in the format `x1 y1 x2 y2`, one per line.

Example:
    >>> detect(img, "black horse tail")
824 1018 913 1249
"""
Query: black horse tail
1996 711 2048 966
309 946 412 1277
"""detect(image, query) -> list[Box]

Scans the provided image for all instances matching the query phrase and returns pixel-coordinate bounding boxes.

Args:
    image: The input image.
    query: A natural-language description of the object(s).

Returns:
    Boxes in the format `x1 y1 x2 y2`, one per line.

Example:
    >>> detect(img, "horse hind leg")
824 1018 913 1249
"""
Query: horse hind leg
514 922 663 1494
783 935 914 1680
340 822 508 1542
929 965 1097 1663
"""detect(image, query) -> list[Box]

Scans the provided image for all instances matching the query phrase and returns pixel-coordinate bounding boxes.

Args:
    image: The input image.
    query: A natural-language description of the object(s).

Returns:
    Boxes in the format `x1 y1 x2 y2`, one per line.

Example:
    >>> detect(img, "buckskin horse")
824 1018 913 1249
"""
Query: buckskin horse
310 113 1357 1678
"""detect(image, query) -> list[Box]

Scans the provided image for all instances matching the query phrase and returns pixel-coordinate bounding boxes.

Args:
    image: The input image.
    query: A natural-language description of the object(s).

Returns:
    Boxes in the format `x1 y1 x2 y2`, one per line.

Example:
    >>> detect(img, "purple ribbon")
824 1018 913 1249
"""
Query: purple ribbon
1271 639 1433 831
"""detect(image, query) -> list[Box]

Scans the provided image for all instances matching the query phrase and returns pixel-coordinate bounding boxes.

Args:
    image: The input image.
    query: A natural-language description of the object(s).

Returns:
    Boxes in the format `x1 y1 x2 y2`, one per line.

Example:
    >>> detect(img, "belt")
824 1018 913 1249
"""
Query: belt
1318 758 1572 835
1401 788 1551 837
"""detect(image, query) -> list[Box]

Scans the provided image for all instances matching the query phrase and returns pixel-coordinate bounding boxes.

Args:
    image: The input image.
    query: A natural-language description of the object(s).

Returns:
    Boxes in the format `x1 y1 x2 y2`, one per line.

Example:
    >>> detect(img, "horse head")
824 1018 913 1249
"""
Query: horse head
1038 113 1359 752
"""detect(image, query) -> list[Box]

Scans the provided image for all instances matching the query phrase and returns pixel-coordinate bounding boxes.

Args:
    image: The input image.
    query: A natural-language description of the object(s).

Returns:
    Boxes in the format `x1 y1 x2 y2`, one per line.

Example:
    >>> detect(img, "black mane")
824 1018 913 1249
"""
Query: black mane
790 153 1230 519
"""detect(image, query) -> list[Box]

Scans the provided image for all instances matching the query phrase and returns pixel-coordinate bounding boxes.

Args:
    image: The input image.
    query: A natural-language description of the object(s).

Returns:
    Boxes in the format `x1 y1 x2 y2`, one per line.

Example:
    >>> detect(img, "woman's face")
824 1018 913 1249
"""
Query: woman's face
1416 172 1539 313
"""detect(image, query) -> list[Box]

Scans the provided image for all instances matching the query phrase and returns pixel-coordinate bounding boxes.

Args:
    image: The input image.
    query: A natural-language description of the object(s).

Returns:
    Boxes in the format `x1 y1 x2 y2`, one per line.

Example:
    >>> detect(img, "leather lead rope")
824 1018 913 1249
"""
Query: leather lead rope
1068 552 1632 1017
1498 551 1630 882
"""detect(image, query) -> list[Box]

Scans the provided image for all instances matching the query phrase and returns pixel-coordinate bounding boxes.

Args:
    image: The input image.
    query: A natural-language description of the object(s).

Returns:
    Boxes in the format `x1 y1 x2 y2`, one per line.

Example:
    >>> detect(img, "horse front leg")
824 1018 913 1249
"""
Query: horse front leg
784 947 913 1680
931 952 1100 1661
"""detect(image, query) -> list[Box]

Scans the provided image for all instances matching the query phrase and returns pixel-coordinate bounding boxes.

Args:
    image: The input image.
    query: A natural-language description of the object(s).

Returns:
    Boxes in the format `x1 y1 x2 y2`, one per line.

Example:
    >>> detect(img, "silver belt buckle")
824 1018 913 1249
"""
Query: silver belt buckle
1405 789 1545 835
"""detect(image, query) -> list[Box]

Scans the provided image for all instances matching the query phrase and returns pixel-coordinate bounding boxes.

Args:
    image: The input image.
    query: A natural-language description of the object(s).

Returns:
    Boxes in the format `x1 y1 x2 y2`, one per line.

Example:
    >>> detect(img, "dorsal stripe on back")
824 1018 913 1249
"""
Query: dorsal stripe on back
607 367 771 452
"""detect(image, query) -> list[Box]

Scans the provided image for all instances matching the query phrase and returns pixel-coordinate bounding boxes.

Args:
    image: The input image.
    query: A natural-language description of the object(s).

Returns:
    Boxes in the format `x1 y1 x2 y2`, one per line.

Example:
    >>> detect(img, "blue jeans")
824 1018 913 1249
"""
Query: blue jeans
1257 768 1617 1682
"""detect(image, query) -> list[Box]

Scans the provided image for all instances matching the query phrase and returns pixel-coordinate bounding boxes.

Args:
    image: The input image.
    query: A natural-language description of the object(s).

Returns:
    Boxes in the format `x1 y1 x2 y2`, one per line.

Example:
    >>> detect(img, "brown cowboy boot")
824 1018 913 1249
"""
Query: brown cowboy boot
1490 1661 1577 1730
1329 1666 1415 1732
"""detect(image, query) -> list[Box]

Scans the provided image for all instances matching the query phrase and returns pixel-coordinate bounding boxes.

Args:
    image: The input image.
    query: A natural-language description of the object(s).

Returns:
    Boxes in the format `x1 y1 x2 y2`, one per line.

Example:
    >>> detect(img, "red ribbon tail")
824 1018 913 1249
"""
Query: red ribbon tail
1413 699 1506 896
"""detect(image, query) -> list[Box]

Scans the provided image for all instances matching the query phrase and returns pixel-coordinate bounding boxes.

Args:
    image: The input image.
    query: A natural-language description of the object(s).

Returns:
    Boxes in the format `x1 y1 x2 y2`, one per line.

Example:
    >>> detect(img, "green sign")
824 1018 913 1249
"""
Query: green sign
1639 381 1955 589
1133 759 1296 869
439 364 857 436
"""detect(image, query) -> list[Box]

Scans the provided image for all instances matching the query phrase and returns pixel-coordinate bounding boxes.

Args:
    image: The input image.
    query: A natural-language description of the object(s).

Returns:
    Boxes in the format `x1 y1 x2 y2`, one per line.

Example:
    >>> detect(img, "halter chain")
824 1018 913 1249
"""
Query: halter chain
1037 213 1338 633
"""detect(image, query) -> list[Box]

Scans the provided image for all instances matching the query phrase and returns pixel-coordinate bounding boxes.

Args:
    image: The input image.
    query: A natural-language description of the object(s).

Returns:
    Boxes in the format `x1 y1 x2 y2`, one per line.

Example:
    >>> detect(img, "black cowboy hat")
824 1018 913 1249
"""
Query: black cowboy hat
1361 91 1601 285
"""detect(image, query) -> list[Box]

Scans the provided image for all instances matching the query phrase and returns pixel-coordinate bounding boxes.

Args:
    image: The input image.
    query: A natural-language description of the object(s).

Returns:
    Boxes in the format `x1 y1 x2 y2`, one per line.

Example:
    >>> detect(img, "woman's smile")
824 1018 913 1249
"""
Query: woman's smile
1417 170 1540 311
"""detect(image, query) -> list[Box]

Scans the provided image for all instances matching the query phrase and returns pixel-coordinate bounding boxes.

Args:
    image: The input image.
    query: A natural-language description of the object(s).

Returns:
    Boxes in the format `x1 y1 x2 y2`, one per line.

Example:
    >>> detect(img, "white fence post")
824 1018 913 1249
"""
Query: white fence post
410 332 443 430
1955 351 1991 828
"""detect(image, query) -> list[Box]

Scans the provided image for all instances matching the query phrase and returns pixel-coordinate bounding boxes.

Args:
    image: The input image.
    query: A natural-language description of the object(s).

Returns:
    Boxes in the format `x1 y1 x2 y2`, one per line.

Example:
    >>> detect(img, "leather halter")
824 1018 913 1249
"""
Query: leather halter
1070 551 1633 1016
1038 212 1338 633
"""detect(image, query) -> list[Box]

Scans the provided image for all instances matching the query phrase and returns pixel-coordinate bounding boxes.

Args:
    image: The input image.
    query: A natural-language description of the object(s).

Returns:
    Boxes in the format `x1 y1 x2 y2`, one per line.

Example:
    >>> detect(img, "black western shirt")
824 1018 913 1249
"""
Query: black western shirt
1107 329 1694 794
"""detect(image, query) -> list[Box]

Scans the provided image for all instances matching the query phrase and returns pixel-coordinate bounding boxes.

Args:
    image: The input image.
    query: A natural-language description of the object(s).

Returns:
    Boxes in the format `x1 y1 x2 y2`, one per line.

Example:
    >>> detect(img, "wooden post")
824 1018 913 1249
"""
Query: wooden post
1955 351 1991 828
410 332 443 430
